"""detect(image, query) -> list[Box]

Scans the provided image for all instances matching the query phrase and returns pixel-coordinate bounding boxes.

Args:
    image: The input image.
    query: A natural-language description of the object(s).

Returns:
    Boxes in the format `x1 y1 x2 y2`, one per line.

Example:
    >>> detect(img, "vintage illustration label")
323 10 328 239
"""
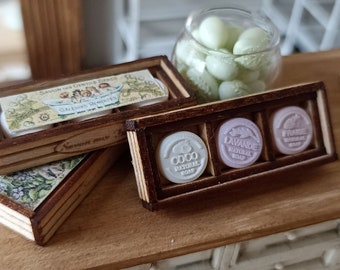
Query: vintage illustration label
0 155 85 210
0 69 167 132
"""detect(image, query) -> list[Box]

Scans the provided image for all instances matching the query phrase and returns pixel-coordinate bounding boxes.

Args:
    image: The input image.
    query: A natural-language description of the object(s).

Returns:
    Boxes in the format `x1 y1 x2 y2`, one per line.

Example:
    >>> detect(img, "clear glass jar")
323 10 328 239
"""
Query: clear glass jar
172 6 281 104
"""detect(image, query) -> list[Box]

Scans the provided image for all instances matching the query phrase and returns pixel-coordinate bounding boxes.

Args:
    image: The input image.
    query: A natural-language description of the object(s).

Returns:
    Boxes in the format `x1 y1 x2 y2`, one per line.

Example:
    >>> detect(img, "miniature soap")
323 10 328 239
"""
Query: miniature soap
198 16 228 49
175 39 205 69
0 69 166 133
205 51 238 81
186 68 219 102
217 118 263 168
0 111 52 138
156 131 208 184
135 78 169 106
233 27 269 55
218 80 249 100
271 106 313 155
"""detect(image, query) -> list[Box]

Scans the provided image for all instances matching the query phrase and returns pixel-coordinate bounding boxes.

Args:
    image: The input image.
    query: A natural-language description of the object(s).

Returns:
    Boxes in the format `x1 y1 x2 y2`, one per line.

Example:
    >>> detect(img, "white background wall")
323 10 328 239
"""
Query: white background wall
82 0 263 68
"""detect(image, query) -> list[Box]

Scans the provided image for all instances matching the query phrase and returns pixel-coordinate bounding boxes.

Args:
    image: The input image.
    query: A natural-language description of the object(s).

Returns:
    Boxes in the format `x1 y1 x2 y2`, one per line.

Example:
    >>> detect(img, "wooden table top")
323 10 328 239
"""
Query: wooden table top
1 49 340 269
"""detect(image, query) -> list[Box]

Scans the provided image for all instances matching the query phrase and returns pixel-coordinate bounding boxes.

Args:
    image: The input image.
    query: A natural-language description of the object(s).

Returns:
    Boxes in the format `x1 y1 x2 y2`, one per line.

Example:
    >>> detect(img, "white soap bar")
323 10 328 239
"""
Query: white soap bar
0 111 52 138
156 131 208 184
198 16 228 49
130 78 169 107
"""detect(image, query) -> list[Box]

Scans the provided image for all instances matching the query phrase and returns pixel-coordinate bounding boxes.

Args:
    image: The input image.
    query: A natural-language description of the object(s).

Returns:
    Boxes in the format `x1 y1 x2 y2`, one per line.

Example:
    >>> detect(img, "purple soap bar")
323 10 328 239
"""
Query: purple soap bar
217 118 263 168
271 106 313 155
156 131 208 184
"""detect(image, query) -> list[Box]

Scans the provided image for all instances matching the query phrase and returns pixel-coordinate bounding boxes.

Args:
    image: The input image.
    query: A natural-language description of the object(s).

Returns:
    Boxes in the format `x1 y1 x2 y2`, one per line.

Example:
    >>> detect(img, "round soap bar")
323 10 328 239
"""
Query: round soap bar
0 111 52 138
206 52 238 81
156 131 208 184
198 16 228 49
271 106 313 155
217 118 263 168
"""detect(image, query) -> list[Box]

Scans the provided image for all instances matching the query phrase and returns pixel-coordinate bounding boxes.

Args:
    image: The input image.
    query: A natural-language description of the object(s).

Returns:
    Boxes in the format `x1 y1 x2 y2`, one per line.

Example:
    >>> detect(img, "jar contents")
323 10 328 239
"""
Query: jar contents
172 7 281 103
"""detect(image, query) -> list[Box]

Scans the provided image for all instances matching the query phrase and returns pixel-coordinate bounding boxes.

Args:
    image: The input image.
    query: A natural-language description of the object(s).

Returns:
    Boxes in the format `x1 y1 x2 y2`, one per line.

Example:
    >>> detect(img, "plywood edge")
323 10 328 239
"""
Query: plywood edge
33 145 126 245
0 204 34 240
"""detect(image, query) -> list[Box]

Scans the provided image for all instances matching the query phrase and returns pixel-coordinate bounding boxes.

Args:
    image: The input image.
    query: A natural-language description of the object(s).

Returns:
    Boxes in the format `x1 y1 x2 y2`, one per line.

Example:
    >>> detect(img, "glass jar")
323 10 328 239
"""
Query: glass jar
172 6 281 104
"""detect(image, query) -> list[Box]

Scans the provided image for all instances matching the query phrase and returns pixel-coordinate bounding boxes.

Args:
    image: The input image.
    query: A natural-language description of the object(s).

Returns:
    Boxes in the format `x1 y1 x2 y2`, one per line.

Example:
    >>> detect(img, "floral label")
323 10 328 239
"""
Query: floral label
0 69 167 132
0 155 85 210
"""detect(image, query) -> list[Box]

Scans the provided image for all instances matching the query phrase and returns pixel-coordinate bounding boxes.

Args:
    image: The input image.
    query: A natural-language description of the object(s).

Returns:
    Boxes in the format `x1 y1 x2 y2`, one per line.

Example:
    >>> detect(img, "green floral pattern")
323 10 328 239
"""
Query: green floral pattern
0 155 86 210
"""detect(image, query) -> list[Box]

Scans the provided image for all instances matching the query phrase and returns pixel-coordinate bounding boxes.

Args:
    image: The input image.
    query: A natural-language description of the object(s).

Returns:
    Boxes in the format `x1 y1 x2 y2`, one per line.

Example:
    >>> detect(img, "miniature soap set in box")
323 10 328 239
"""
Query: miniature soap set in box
126 81 338 211
124 6 337 210
0 56 196 245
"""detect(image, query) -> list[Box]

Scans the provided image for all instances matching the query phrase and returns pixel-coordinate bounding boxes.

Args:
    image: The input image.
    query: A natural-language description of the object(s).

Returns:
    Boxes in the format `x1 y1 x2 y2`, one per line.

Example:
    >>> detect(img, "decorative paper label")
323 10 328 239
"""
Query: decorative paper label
0 155 85 210
0 69 167 132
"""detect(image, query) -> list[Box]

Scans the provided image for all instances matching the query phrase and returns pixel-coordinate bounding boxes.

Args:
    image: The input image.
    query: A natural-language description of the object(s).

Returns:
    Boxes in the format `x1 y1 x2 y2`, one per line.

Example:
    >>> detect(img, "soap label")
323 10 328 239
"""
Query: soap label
271 106 313 155
156 131 208 184
0 155 85 210
217 118 263 168
0 70 167 132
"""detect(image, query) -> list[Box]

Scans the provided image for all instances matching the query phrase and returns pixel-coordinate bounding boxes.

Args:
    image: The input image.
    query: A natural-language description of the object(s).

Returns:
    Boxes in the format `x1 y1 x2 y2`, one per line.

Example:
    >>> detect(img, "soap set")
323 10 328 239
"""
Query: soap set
0 56 196 175
0 56 195 244
126 81 337 211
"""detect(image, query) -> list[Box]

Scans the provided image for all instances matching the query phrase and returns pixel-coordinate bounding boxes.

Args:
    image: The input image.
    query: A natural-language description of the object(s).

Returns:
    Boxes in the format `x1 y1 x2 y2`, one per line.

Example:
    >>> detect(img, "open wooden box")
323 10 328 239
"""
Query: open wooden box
0 56 196 175
126 81 338 211
0 144 126 245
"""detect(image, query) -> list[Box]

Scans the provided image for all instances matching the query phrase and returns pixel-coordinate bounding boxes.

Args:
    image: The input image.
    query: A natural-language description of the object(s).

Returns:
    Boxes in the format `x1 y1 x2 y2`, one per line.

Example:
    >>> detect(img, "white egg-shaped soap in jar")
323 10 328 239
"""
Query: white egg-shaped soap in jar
206 50 239 81
175 39 206 69
233 27 269 54
198 16 228 49
186 68 219 102
218 80 249 100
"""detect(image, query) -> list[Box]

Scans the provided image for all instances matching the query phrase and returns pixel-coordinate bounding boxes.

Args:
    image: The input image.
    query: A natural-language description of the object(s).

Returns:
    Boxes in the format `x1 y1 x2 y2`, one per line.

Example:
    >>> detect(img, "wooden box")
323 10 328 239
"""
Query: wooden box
126 81 338 211
0 56 196 175
0 144 126 245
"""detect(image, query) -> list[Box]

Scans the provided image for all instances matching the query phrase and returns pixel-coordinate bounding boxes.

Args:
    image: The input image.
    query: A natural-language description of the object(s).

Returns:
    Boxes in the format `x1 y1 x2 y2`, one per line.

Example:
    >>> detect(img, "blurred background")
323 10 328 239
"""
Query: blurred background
0 0 339 83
